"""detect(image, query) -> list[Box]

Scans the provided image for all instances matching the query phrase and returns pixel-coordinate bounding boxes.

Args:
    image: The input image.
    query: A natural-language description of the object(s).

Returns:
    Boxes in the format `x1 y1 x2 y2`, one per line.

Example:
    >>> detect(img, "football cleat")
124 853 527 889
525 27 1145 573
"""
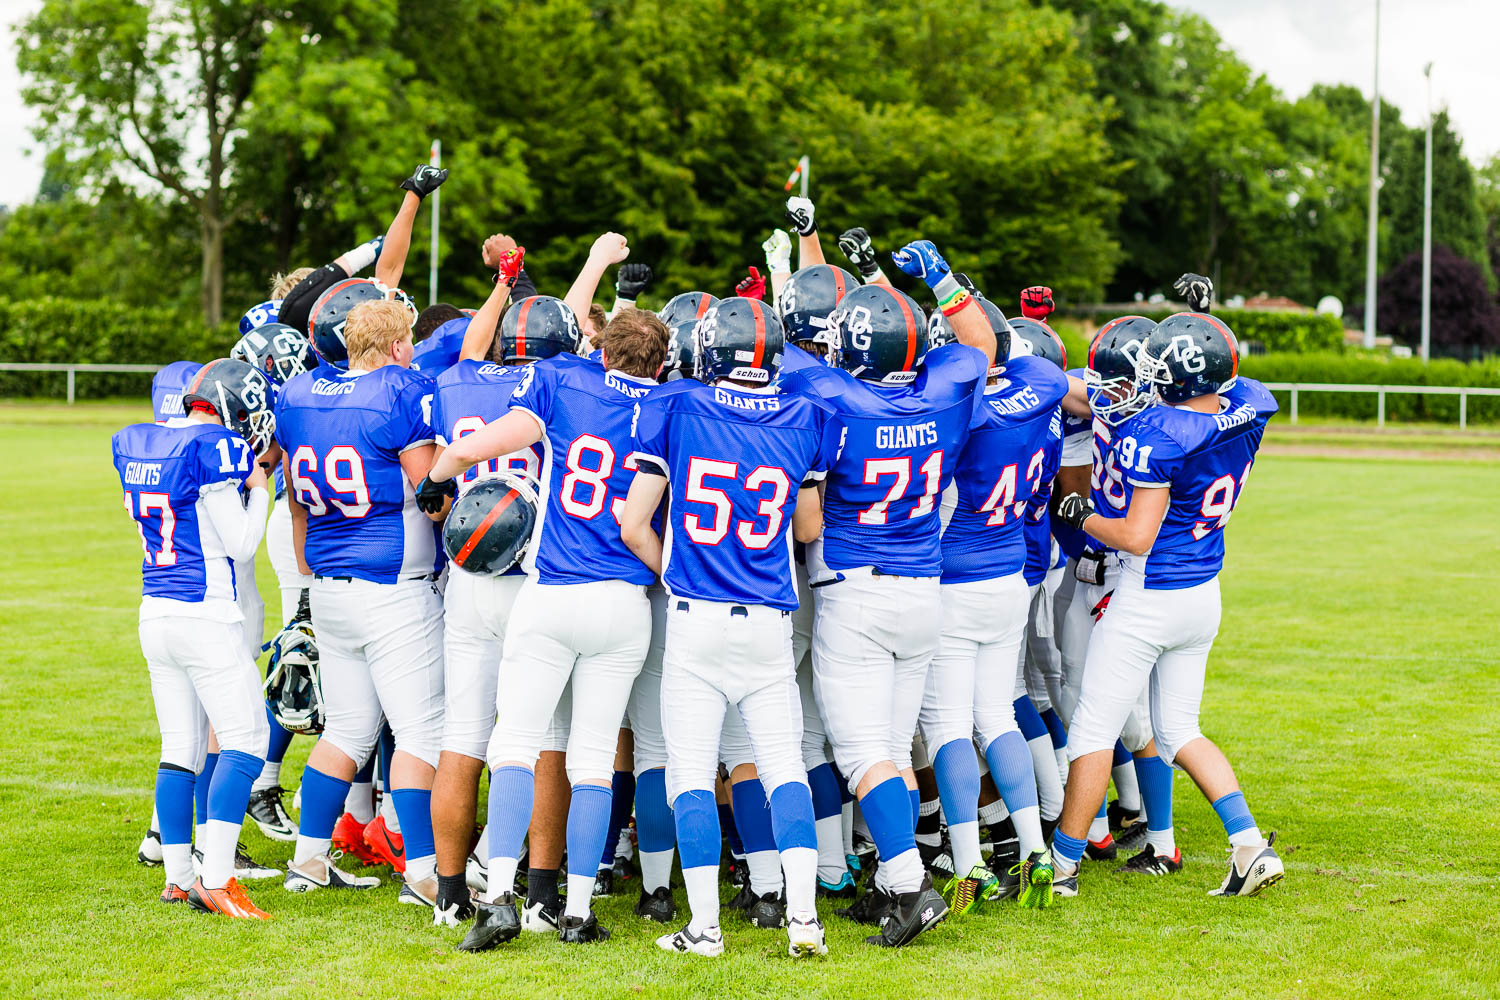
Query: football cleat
745 890 787 929
987 840 1022 899
1118 844 1183 876
817 872 857 899
160 884 190 904
284 851 381 892
434 877 477 926
726 883 756 912
592 866 614 897
458 895 521 951
845 852 862 877
1016 850 1055 909
726 858 748 890
1210 832 1284 897
1115 818 1150 852
866 876 947 948
657 923 724 957
138 828 163 866
465 851 488 893
1107 799 1142 834
187 877 270 919
918 839 956 883
786 911 828 957
634 885 676 924
331 812 382 866
558 912 609 944
836 884 894 926
399 873 438 907
1084 834 1117 861
364 815 405 872
247 786 297 842
1052 865 1079 898
944 865 999 916
521 897 562 933
234 842 281 880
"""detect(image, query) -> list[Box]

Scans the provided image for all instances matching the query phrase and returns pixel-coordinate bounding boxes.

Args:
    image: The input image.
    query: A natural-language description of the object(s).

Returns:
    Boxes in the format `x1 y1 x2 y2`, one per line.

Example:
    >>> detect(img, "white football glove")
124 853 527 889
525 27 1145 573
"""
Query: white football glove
785 196 816 236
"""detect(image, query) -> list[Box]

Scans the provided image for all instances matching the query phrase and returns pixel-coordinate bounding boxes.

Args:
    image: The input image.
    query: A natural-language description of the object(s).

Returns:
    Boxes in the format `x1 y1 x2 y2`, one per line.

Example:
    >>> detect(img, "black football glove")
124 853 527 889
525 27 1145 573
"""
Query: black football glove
415 475 457 514
400 164 449 199
1174 272 1213 312
837 228 881 281
1056 492 1095 531
616 262 653 300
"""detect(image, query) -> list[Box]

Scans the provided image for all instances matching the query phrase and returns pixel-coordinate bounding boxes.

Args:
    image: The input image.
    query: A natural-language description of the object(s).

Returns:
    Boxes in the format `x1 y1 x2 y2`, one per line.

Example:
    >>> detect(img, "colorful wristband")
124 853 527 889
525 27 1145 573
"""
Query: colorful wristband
933 274 972 316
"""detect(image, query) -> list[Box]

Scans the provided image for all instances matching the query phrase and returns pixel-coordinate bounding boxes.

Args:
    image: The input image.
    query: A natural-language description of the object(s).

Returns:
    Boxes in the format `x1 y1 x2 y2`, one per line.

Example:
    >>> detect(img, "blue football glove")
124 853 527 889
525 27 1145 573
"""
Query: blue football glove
890 240 951 288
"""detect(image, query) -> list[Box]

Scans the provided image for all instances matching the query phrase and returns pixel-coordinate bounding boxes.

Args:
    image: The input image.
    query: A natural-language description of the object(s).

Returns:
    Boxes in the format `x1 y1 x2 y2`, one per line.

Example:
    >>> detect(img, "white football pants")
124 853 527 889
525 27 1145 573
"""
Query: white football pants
441 568 526 760
141 615 270 769
920 572 1030 754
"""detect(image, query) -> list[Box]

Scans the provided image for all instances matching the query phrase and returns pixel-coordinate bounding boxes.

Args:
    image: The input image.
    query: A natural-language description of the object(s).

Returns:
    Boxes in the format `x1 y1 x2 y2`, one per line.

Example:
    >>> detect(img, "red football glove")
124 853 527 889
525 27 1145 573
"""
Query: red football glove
735 265 766 301
494 247 526 287
1021 285 1055 320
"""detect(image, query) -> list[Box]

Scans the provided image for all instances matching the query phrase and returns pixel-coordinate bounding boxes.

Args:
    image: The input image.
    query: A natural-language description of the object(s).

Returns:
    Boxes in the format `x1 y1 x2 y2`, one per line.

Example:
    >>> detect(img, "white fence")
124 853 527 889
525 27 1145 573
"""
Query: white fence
0 362 165 404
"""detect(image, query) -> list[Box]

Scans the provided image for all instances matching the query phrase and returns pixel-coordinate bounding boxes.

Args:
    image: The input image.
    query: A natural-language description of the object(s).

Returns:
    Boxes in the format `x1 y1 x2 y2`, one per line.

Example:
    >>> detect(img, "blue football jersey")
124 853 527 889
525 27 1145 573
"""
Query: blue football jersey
779 343 987 577
940 356 1067 584
112 420 254 604
275 365 441 584
151 361 204 425
411 317 471 376
506 354 658 586
1112 377 1278 589
1051 367 1094 561
632 380 843 610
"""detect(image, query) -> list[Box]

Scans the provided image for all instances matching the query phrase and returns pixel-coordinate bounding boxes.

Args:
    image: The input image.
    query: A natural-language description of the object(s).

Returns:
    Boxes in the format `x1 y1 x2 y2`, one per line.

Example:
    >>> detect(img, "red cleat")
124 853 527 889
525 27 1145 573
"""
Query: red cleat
187 877 271 919
332 812 383 866
364 815 406 873
160 884 190 904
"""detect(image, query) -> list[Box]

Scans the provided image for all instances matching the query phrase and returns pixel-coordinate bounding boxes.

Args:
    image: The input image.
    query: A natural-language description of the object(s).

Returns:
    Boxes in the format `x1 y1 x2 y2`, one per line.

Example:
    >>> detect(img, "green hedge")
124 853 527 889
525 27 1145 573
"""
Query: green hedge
1242 352 1500 423
0 297 237 398
1071 307 1345 353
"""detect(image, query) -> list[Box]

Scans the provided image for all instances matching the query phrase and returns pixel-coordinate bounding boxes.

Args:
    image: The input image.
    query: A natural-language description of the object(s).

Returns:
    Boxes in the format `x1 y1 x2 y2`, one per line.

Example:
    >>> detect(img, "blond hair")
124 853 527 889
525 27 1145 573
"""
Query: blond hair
345 299 412 366
270 267 316 299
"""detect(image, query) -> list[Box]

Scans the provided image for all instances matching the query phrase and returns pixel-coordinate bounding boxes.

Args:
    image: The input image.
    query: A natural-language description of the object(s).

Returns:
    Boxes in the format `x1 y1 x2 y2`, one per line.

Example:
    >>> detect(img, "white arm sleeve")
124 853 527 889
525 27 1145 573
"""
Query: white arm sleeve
201 482 270 563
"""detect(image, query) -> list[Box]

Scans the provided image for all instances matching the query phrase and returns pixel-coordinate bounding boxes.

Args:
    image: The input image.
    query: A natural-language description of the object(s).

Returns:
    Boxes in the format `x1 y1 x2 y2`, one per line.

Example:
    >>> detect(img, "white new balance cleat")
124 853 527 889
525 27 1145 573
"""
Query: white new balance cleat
657 923 725 957
1210 832 1285 897
284 851 381 892
786 911 828 957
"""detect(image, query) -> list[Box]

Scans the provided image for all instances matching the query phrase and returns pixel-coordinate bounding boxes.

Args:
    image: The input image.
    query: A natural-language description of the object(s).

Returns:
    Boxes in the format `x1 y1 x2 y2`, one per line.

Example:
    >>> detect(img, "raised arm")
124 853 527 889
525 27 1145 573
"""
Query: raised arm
564 233 630 327
763 230 793 304
459 237 525 362
786 197 826 268
890 239 995 367
612 263 653 316
838 228 890 286
375 164 449 290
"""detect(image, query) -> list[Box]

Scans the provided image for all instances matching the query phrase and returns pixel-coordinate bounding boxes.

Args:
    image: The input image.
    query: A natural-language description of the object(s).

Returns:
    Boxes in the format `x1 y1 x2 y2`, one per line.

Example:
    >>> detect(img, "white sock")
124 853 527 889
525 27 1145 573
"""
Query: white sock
198 819 241 889
880 847 924 894
1055 749 1069 787
346 781 374 824
780 846 818 917
683 865 720 933
746 849 783 896
978 800 1009 827
1112 762 1141 812
814 816 846 882
614 825 634 861
914 829 942 848
380 791 401 832
1229 827 1263 848
640 848 674 893
840 802 854 855
293 835 331 867
252 761 282 793
483 857 519 903
163 844 194 889
1147 827 1176 857
949 819 982 876
1029 737 1065 819
473 825 489 861
564 873 595 918
150 806 161 832
1012 805 1044 858
406 855 436 883
1088 815 1109 842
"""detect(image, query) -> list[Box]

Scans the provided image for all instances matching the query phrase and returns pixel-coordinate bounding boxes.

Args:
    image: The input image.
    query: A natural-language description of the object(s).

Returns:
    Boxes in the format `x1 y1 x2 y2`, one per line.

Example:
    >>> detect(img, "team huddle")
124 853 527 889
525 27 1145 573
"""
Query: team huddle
113 164 1285 958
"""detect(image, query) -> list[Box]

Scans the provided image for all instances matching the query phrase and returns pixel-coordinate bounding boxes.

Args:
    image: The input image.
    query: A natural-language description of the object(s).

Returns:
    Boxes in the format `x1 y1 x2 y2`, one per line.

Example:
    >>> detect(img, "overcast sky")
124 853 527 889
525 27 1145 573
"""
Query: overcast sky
0 0 1496 204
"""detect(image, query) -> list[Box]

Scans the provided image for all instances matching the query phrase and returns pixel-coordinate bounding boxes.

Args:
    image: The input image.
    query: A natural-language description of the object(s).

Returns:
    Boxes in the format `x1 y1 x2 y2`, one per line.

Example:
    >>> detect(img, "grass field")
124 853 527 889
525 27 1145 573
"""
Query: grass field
3 401 1498 1000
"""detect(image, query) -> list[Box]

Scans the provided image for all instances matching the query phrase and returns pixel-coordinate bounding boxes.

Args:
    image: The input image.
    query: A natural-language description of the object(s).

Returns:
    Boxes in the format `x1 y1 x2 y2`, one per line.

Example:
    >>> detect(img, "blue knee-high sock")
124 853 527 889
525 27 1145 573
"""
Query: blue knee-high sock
156 763 195 846
931 739 980 826
634 768 675 854
909 787 921 828
730 779 776 854
601 769 635 867
767 782 817 852
378 724 395 790
194 752 218 829
1112 739 1132 768
720 802 744 856
858 776 917 862
207 750 261 823
486 766 535 861
806 763 843 821
391 788 435 861
1211 790 1257 838
983 731 1038 813
264 703 294 765
1135 754 1175 833
832 763 853 804
1014 696 1049 743
673 789 721 870
566 784 614 883
1040 707 1068 751
299 765 351 840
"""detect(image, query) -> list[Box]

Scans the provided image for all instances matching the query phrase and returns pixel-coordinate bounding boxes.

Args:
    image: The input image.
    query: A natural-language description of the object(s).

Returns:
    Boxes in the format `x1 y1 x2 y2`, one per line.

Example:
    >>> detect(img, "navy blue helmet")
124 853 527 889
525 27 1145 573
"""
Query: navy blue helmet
778 264 857 348
263 622 323 735
926 296 1013 362
307 278 411 369
239 299 281 335
693 296 784 385
657 292 718 380
1086 315 1157 425
231 323 316 385
1008 317 1066 370
499 296 581 363
831 284 926 385
183 357 277 455
442 473 540 576
1135 312 1239 405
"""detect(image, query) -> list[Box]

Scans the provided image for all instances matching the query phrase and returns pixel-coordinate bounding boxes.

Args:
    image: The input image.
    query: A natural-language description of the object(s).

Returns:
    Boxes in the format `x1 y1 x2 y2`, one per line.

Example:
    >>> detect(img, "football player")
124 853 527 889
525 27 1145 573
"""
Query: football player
113 359 274 917
1051 313 1285 898
419 233 664 949
619 295 841 958
275 298 446 904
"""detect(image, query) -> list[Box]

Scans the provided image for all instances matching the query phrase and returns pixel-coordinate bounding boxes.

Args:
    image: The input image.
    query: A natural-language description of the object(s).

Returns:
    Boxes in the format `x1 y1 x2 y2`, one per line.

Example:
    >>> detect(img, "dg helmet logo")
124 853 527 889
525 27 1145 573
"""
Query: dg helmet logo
1166 334 1206 373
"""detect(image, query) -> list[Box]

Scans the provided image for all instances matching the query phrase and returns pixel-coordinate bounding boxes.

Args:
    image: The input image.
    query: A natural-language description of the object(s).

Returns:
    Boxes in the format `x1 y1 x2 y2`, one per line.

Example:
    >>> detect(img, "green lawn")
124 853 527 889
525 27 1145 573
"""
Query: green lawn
2 403 1497 999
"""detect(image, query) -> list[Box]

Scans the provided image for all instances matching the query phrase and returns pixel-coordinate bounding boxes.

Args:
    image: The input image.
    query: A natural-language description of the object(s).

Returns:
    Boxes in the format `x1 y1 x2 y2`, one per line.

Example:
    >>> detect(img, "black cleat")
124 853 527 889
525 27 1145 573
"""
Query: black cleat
726 883 756 911
457 895 521 951
246 786 297 842
726 858 748 890
592 867 614 897
1107 799 1142 833
917 838 955 883
1084 835 1118 861
865 876 947 948
1115 819 1151 852
558 912 610 943
1117 843 1184 876
987 840 1022 899
634 885 676 923
745 890 787 929
836 884 894 926
817 872 858 899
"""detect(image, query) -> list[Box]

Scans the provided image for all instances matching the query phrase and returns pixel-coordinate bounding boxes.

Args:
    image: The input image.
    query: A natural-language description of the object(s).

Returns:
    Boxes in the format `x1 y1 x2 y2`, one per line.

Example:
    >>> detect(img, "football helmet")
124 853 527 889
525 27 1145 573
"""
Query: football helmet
1085 315 1157 426
182 358 277 454
1134 312 1239 404
231 323 316 385
1009 317 1066 370
263 621 324 735
778 264 857 347
308 278 414 369
658 292 718 381
442 472 541 576
926 296 1013 363
693 296 785 385
239 299 282 335
831 284 927 385
499 296 581 363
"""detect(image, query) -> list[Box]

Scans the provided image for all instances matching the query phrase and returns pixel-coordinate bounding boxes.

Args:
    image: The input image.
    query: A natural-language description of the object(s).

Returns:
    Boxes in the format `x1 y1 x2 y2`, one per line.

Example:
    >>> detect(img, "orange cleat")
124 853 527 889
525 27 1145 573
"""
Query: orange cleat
364 815 406 873
160 884 190 904
332 812 383 866
187 877 271 919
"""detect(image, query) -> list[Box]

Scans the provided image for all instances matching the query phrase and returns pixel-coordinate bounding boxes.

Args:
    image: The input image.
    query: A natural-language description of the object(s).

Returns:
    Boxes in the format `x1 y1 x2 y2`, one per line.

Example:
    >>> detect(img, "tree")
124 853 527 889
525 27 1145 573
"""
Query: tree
1380 110 1491 286
1477 154 1500 287
1377 244 1500 356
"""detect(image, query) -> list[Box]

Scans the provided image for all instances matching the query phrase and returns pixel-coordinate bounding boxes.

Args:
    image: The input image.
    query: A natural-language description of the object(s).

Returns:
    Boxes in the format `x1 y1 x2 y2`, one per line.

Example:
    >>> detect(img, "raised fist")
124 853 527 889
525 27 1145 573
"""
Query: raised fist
838 228 880 280
1056 492 1095 531
762 230 792 273
495 247 526 287
482 233 517 269
400 164 449 199
616 262 653 299
1021 286 1055 321
890 239 951 287
590 232 630 266
1174 272 1213 313
785 197 816 237
736 265 766 301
